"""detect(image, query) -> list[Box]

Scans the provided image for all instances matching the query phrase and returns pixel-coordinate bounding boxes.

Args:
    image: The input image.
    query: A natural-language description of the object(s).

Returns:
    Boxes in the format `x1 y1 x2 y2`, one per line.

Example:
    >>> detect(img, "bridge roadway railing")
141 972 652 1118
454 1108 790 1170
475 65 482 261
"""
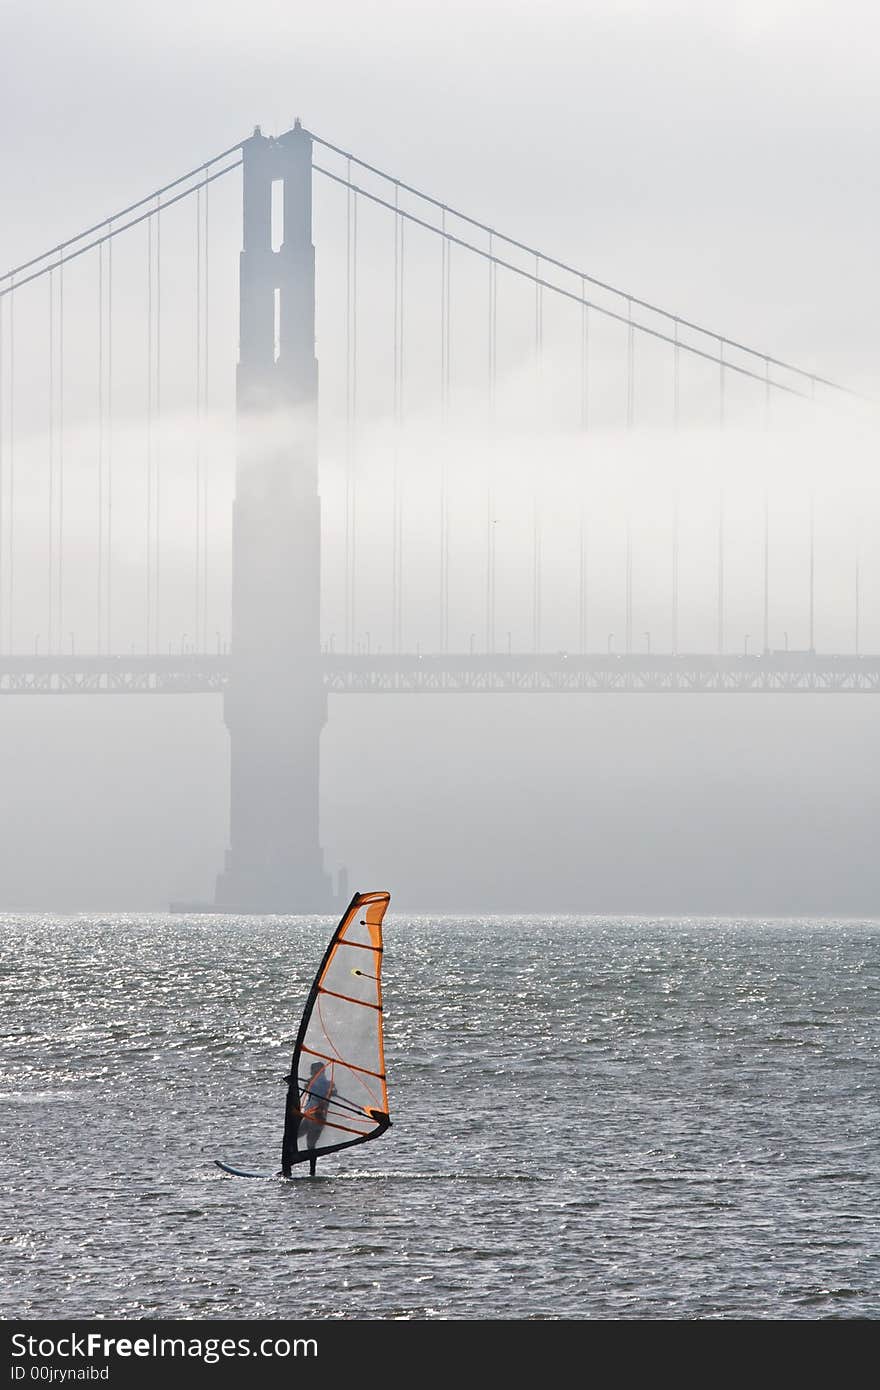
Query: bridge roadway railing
0 655 230 694
1 652 880 694
323 652 880 693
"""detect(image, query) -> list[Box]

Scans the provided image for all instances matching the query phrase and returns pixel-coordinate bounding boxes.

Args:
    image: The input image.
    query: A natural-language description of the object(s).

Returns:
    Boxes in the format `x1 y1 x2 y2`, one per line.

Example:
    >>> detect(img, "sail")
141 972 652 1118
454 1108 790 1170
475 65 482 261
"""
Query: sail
281 890 391 1173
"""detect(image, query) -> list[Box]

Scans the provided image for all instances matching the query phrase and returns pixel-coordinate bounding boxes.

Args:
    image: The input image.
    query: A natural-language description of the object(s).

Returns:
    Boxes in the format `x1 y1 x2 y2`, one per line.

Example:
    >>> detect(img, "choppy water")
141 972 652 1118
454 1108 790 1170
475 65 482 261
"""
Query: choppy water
1 913 878 1320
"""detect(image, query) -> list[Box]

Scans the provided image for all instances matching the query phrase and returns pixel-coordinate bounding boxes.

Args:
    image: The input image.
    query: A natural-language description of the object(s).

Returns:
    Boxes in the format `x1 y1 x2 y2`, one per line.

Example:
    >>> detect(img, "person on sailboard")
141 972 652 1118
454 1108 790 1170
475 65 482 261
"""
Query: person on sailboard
299 1061 337 1176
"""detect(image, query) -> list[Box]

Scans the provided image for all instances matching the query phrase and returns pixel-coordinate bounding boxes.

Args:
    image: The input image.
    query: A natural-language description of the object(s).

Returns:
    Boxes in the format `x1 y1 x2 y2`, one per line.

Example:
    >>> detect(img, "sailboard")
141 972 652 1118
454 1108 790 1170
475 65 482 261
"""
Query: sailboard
215 889 392 1180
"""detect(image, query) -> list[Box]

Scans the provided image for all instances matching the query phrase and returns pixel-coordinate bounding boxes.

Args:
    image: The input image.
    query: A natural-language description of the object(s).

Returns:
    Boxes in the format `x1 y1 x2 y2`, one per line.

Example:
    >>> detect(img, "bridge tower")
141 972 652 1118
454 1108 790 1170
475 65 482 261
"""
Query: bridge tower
214 122 334 913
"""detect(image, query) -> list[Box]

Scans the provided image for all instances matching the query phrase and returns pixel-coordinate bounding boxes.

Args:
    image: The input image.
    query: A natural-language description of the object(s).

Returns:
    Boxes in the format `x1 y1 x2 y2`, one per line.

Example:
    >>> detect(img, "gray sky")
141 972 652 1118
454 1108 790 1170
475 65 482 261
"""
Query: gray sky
4 0 879 384
1 1 879 914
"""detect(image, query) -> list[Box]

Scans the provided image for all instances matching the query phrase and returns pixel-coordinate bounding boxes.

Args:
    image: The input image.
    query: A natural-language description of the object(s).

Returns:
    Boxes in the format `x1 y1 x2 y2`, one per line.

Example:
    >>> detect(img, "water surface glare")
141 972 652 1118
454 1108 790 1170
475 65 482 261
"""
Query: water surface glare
1 914 878 1319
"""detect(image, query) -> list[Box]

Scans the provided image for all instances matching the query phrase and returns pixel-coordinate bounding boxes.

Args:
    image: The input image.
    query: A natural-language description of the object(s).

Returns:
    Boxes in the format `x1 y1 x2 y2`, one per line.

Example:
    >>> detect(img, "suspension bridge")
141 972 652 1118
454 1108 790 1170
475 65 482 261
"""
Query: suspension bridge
0 121 876 910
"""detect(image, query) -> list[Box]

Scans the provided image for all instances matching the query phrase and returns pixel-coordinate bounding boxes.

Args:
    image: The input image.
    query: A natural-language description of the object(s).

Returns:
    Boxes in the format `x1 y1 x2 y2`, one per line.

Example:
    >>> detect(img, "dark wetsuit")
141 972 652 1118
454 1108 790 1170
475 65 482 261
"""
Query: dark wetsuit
299 1066 336 1176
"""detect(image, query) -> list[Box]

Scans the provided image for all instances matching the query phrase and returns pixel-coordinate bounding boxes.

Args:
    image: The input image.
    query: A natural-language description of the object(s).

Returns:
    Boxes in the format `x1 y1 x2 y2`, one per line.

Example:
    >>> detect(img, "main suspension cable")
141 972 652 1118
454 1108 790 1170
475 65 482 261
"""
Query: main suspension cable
312 164 817 402
0 161 242 300
1 142 245 285
307 129 851 397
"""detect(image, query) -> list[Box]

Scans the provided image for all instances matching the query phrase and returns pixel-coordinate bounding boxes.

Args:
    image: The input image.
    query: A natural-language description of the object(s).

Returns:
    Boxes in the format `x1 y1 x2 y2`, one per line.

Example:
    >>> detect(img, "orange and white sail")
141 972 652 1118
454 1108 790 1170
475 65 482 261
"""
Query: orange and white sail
281 890 391 1174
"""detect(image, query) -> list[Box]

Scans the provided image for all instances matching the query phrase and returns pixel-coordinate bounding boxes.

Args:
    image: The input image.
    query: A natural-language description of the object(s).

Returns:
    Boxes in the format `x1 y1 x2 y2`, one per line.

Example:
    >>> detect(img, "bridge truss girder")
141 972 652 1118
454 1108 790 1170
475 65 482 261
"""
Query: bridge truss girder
2 653 879 695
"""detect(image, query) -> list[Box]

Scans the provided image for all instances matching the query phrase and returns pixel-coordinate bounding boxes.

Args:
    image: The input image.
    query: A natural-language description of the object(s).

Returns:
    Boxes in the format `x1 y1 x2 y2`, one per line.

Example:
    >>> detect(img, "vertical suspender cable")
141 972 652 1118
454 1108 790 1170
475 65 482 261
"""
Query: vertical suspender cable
395 211 405 654
440 209 450 652
203 174 210 651
486 234 496 655
0 292 8 656
531 250 539 650
489 242 496 651
344 166 351 650
855 557 860 656
763 363 770 654
717 489 725 654
488 236 496 414
535 256 543 370
391 186 400 654
195 186 202 652
146 216 153 653
155 201 161 653
625 513 632 654
344 187 355 653
535 254 543 418
580 278 589 657
809 490 815 652
0 294 4 653
107 226 113 654
392 183 400 650
580 278 589 432
579 505 587 655
533 495 541 653
673 319 680 430
672 492 679 656
344 161 352 653
445 217 451 653
440 214 446 651
48 268 54 654
58 254 64 651
0 293 3 652
98 245 104 651
719 337 725 429
626 297 634 428
763 490 769 654
7 284 13 653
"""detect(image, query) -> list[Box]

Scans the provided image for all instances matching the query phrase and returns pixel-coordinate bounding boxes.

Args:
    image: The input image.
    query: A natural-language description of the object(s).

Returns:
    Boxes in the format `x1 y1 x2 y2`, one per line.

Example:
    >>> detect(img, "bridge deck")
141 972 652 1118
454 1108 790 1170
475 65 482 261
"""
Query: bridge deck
1 653 879 693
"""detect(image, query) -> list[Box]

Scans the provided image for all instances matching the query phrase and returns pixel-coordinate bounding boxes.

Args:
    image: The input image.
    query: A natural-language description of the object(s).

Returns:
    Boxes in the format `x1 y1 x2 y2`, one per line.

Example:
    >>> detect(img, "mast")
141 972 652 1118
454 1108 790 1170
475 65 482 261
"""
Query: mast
281 890 391 1174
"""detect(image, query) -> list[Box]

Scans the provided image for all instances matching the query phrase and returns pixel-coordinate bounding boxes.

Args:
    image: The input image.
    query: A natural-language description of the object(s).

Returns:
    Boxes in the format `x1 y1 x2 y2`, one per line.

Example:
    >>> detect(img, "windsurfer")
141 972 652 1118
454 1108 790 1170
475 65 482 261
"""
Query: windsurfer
298 1061 337 1176
220 890 391 1183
